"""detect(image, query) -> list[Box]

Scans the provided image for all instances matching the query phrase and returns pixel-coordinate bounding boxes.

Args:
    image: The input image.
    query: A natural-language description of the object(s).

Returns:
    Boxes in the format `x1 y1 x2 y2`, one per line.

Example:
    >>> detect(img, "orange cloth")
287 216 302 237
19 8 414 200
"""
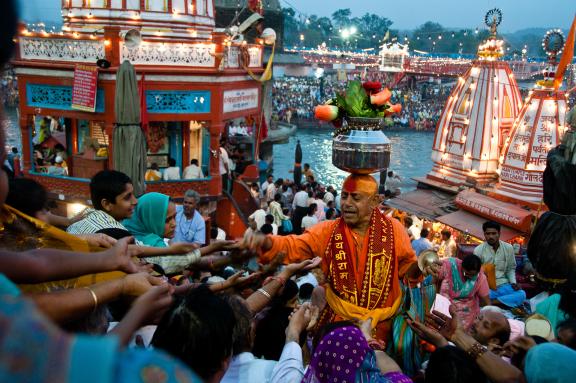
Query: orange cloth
554 14 576 90
325 285 403 330
261 212 417 331
145 169 162 181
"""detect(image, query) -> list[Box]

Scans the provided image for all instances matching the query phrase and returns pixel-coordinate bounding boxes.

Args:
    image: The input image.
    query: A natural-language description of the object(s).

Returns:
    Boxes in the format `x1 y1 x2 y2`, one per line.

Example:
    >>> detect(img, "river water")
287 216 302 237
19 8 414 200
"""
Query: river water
271 128 434 191
2 107 435 191
2 107 21 154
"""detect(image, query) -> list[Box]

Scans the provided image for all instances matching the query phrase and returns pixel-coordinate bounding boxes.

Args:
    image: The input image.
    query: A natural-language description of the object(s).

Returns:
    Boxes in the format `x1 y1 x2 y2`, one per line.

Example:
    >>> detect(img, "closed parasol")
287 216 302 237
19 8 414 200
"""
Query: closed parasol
113 60 147 196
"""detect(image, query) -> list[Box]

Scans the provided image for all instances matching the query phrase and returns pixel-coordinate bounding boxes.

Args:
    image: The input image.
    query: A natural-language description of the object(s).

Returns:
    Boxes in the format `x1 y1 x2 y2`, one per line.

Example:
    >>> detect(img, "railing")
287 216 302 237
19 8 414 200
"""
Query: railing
19 36 106 63
403 56 549 80
118 41 262 68
403 57 471 77
119 41 216 67
18 35 263 69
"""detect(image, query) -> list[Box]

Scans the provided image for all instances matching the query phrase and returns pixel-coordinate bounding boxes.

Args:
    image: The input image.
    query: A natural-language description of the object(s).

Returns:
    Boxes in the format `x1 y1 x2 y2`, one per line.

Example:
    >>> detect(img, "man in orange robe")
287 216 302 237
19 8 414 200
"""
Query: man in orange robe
245 174 436 341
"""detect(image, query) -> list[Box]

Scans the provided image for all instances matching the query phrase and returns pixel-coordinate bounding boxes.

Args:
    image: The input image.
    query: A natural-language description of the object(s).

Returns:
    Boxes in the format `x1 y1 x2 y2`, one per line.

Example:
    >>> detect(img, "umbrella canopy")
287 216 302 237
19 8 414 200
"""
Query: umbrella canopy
113 60 147 196
293 140 302 186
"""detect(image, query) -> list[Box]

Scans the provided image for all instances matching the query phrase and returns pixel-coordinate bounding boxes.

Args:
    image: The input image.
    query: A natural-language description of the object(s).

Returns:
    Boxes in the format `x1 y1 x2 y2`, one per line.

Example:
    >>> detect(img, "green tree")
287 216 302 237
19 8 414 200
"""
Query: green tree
355 13 393 50
331 8 351 30
317 16 334 41
282 7 301 47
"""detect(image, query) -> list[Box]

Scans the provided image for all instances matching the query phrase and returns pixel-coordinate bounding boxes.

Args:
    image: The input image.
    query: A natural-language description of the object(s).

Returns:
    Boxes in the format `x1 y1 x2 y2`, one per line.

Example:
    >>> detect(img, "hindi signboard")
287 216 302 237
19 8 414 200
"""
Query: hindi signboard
71 64 99 112
223 88 259 113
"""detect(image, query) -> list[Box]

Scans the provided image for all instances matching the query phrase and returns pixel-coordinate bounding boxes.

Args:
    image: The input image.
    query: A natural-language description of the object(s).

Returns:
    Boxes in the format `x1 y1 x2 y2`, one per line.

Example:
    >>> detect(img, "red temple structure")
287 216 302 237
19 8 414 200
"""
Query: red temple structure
13 0 269 236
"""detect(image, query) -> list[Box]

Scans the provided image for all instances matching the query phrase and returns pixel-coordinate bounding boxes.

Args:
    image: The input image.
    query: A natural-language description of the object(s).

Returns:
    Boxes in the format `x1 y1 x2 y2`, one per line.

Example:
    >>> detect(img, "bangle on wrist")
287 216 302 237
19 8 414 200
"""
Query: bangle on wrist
257 288 271 299
84 287 98 312
466 342 488 360
368 339 386 351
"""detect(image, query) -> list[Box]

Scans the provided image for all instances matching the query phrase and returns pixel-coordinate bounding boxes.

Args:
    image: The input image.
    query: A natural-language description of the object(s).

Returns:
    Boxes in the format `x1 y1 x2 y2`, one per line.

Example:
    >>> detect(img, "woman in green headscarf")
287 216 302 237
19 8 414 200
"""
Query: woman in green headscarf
124 192 176 248
123 193 197 274
123 192 238 275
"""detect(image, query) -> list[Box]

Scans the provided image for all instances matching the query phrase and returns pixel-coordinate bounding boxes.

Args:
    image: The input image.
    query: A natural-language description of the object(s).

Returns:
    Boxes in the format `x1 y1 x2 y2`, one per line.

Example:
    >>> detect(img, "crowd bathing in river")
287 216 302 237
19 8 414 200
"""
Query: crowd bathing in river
3 2 576 383
272 75 452 130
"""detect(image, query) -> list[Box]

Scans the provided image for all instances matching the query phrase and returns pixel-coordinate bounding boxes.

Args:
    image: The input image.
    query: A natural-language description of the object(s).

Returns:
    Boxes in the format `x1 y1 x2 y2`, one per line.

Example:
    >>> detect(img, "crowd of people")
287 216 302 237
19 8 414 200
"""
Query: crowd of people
390 87 450 130
0 66 17 107
273 77 326 121
272 75 450 131
246 165 342 237
3 153 576 383
2 2 576 382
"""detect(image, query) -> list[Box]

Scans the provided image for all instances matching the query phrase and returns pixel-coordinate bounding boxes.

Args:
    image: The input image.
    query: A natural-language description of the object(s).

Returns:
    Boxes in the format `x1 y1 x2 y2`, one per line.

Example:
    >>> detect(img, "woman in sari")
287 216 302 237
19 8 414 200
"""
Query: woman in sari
124 192 177 248
436 254 490 330
123 192 235 275
303 323 413 383
123 192 201 275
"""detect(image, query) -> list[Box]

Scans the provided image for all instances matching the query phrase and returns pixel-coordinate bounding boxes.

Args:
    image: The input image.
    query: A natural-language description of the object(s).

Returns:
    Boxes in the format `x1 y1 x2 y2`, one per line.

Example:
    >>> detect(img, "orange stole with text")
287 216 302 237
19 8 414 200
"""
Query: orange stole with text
318 210 401 340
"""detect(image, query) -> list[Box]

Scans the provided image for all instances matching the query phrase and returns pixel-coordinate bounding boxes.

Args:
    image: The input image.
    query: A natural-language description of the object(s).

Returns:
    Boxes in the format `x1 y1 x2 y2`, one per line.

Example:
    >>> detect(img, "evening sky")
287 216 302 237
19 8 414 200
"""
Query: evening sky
21 0 576 32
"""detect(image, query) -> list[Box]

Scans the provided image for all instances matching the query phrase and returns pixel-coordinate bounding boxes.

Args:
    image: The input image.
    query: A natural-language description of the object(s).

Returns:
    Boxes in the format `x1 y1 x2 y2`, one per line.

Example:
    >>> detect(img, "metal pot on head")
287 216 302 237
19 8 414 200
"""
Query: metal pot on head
332 117 391 174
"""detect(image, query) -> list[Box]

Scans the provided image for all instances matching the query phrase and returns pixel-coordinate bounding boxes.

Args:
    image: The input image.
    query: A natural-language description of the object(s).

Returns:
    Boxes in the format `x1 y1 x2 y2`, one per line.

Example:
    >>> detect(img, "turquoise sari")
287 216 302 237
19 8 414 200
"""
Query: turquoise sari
0 274 200 382
388 276 436 376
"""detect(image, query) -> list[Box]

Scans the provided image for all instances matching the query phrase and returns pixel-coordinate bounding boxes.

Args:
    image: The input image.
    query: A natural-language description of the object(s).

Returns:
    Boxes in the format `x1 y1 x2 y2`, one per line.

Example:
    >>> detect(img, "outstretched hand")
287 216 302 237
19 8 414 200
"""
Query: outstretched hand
240 231 270 252
78 233 117 249
130 283 175 324
406 316 449 348
207 240 238 253
286 303 314 343
502 335 537 360
169 242 200 255
226 270 262 288
425 305 462 341
423 260 442 279
104 237 140 274
122 272 166 296
283 256 322 277
359 318 374 341
260 252 286 275
111 283 175 347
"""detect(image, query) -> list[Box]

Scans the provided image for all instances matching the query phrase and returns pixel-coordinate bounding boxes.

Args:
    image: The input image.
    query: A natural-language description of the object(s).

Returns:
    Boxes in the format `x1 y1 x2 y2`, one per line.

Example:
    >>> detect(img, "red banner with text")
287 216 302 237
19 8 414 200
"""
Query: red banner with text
71 64 98 112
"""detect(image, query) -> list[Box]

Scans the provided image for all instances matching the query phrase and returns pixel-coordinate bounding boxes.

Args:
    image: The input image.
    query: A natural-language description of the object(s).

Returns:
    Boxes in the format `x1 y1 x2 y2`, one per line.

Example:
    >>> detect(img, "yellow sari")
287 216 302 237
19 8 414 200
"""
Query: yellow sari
0 205 124 293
